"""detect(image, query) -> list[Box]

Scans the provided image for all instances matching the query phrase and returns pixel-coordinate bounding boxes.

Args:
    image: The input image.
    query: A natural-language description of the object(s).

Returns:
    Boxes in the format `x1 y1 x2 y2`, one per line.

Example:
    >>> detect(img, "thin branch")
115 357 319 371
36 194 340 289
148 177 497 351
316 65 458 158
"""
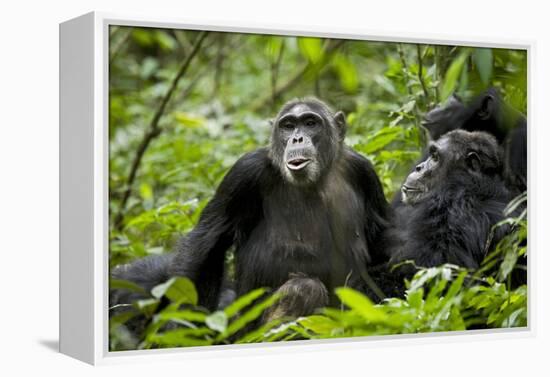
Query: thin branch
397 44 430 145
213 35 225 97
114 31 209 230
270 40 286 110
397 44 414 97
247 39 346 113
416 44 430 102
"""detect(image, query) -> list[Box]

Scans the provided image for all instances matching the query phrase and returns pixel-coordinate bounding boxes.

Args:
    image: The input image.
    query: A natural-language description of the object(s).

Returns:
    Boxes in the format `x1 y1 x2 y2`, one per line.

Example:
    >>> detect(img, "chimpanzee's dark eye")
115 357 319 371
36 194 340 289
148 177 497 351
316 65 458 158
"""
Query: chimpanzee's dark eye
305 118 317 127
281 122 294 130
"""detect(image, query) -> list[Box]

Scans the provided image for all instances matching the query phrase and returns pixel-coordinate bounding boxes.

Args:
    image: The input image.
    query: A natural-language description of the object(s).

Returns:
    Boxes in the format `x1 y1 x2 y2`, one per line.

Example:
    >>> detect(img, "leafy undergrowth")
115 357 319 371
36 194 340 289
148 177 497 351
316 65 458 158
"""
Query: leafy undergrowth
108 29 528 351
110 198 527 351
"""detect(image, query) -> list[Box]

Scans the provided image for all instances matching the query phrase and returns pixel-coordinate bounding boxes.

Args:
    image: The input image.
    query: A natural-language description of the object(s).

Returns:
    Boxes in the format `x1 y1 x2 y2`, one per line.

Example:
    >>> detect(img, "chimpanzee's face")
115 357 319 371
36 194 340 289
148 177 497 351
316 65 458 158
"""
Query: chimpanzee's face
401 137 458 205
270 101 346 186
401 130 499 205
422 95 468 140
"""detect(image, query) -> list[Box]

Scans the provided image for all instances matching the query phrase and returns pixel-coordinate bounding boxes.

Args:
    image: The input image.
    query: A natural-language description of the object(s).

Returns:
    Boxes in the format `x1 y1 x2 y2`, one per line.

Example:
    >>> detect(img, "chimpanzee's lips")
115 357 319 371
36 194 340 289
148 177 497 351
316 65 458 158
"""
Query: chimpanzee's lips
286 158 311 171
402 185 422 193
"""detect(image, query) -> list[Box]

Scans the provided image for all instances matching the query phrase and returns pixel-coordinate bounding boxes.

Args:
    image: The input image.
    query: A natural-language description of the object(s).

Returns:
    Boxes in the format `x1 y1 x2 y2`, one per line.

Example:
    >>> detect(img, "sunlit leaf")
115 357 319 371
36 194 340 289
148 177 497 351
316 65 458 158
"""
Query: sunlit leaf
298 37 324 64
473 48 493 85
151 277 198 305
335 287 387 323
206 311 228 333
441 50 471 100
332 54 359 93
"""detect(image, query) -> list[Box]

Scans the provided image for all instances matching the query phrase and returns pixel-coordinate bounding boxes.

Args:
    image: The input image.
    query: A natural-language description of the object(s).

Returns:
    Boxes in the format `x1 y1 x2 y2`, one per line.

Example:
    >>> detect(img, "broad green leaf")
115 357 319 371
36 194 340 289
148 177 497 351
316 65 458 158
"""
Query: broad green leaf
332 54 359 93
147 328 214 347
155 309 207 323
139 182 153 201
155 31 176 51
234 319 283 344
298 37 324 64
298 315 339 334
473 48 493 85
223 288 267 318
133 298 159 317
110 278 148 296
217 293 280 341
206 311 228 333
402 100 416 113
151 277 198 305
441 50 471 100
335 287 387 323
362 127 403 154
406 288 424 309
499 246 519 282
265 37 284 59
132 29 155 47
174 112 207 128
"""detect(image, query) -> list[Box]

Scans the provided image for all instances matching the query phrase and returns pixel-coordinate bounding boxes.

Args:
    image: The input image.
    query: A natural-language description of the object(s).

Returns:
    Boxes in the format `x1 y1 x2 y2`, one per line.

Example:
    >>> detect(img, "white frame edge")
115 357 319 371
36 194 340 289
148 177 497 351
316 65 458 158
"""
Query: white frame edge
59 11 535 366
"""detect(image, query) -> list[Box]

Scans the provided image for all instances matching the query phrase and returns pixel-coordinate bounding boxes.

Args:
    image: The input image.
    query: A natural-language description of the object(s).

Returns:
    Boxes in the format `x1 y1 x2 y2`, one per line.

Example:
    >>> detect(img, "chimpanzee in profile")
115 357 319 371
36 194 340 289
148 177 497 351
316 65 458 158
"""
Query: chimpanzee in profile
421 88 527 194
388 130 515 279
111 98 390 328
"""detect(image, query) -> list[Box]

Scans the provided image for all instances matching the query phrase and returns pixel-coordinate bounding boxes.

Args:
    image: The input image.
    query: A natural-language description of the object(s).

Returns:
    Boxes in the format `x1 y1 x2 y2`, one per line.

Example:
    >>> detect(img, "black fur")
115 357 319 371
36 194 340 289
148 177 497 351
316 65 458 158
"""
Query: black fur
389 130 512 277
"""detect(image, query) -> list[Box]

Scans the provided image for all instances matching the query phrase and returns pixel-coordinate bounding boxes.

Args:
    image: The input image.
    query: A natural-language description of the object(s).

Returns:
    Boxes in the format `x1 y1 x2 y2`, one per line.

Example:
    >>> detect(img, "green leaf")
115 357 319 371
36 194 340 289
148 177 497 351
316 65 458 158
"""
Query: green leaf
499 246 519 282
406 288 424 309
335 287 387 323
110 278 148 296
205 311 228 333
298 315 339 334
362 127 403 154
234 319 284 344
223 288 267 318
139 182 153 201
298 37 324 64
174 112 206 129
146 328 214 347
217 293 280 341
135 298 159 317
155 309 207 323
265 37 284 59
332 54 359 93
441 50 471 100
151 277 198 305
473 48 493 85
155 31 176 52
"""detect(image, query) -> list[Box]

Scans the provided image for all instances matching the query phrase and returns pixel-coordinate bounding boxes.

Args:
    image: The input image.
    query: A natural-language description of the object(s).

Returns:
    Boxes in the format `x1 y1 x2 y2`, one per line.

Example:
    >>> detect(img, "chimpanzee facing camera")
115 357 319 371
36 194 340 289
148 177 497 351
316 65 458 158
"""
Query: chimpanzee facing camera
110 98 391 329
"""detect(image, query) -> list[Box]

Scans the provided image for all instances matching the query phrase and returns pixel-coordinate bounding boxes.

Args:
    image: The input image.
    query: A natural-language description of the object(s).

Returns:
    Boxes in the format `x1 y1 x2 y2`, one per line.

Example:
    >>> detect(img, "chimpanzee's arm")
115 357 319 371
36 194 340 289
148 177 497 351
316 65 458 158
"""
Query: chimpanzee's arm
169 148 268 309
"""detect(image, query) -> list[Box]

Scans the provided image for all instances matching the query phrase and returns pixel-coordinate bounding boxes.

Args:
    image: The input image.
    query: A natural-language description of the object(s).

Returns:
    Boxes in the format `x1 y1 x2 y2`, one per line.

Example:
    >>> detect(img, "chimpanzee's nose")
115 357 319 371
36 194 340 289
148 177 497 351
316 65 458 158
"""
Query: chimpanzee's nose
292 135 304 144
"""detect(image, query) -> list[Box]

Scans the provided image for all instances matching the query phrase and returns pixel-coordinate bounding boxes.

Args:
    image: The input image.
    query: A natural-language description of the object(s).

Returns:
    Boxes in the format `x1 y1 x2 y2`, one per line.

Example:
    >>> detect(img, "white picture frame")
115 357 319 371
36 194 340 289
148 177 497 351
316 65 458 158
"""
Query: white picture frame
59 11 534 365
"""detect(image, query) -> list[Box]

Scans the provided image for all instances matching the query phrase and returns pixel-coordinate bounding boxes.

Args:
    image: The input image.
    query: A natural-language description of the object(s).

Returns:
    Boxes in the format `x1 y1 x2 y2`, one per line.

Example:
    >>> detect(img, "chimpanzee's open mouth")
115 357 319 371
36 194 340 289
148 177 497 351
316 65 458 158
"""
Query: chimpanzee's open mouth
286 158 312 171
402 185 422 193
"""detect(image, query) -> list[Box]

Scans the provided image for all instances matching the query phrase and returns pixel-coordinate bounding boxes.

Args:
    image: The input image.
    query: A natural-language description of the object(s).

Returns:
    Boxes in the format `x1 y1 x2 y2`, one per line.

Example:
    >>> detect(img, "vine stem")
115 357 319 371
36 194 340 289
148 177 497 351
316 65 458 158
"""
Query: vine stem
113 31 209 230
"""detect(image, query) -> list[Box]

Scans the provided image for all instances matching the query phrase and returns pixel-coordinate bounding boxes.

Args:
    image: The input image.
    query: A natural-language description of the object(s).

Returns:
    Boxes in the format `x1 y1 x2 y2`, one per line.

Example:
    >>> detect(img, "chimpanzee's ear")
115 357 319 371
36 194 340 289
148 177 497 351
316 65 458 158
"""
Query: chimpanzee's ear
466 151 482 172
478 94 495 120
334 111 347 140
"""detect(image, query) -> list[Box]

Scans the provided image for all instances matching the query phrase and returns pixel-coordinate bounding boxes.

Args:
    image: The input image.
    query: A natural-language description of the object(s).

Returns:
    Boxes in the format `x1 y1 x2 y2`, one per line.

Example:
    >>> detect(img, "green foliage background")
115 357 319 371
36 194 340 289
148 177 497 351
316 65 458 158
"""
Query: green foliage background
108 26 528 350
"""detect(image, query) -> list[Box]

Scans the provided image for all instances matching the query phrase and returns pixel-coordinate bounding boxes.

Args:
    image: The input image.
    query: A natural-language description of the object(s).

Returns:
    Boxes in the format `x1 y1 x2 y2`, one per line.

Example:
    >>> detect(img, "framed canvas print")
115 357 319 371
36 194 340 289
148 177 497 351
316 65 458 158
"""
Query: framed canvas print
60 12 531 365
